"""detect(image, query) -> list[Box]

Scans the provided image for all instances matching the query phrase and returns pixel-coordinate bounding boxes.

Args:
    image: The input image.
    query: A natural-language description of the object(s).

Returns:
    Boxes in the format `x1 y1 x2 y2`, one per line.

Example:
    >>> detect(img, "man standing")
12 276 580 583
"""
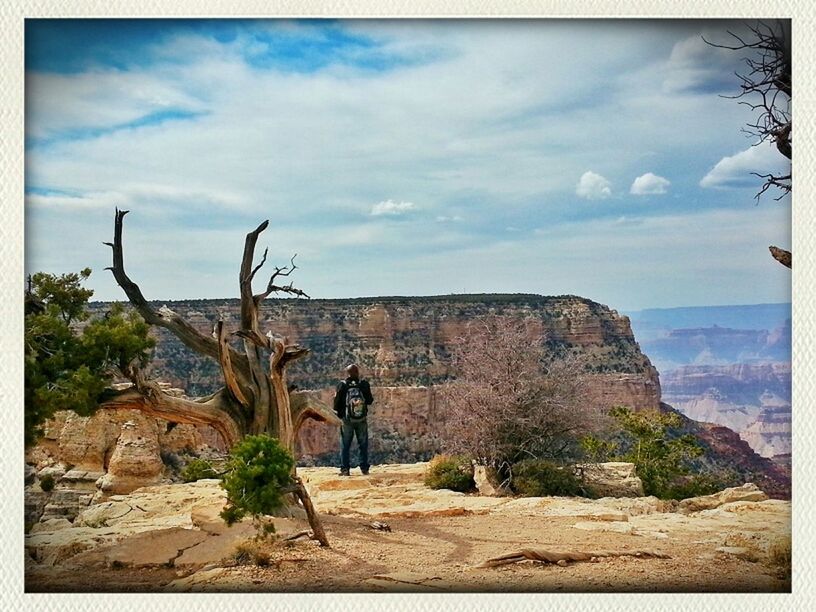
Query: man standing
333 364 374 476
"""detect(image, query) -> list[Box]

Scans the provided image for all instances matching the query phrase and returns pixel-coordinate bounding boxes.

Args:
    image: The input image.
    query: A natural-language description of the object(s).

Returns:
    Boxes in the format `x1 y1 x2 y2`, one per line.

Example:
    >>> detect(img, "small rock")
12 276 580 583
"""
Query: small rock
368 521 392 532
38 464 67 481
556 559 568 567
715 546 755 560
473 466 509 497
29 518 73 534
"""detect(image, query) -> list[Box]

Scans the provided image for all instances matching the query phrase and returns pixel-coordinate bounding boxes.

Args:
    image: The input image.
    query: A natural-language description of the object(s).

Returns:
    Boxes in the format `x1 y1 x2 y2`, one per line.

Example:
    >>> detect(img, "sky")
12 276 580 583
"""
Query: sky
24 19 792 311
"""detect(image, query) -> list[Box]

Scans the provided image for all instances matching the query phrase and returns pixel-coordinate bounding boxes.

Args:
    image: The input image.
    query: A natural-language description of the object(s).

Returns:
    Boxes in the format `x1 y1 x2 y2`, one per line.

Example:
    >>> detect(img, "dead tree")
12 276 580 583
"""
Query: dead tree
704 20 792 268
103 209 341 451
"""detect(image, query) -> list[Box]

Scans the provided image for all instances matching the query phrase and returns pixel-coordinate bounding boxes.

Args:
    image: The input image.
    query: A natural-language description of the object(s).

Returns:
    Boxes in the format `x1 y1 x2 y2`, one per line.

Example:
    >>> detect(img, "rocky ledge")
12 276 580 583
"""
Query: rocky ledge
25 463 790 593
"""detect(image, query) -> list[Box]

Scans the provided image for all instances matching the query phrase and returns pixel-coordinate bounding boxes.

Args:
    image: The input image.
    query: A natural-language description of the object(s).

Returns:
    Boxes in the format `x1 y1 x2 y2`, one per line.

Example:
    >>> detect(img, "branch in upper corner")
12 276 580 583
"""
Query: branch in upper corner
769 246 791 269
752 172 792 202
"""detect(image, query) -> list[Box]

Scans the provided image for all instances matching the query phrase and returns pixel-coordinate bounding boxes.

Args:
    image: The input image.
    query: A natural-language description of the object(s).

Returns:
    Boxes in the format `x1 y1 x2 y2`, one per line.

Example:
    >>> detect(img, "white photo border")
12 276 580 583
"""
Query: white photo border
2 1 811 610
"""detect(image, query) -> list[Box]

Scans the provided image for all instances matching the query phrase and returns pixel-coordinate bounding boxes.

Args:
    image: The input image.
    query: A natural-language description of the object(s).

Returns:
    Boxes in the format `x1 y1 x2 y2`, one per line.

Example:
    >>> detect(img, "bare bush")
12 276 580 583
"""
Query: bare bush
439 316 601 476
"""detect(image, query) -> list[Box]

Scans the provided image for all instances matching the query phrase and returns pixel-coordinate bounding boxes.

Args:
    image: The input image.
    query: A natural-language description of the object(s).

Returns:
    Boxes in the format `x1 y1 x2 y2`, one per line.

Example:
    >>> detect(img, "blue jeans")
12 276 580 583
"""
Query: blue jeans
340 418 369 472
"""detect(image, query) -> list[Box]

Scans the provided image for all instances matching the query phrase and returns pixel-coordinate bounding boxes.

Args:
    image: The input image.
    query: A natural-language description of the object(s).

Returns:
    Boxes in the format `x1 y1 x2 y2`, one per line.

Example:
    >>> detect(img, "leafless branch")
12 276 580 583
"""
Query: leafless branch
106 208 251 378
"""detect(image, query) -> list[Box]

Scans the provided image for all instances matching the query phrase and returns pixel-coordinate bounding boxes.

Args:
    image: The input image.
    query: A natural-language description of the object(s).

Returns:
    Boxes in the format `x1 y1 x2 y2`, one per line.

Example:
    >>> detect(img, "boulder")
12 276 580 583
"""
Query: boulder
29 518 72 534
75 501 139 527
25 489 51 526
98 417 164 495
677 483 768 514
96 527 210 568
473 465 511 497
57 411 120 470
25 464 37 486
575 462 644 497
37 464 67 481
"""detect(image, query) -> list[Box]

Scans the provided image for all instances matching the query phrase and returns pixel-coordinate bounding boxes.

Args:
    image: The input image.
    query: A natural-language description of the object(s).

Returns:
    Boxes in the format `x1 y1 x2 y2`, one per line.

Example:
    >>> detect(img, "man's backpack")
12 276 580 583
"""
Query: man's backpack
344 380 368 421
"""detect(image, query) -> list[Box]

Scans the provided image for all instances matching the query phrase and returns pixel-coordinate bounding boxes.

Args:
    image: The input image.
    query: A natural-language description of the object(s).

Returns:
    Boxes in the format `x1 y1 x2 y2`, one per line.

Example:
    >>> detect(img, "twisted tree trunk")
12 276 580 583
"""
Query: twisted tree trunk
104 209 340 452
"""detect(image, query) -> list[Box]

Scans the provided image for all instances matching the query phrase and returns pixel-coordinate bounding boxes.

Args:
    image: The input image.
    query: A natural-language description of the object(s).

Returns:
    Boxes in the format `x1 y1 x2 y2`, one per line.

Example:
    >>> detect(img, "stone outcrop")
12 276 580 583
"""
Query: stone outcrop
677 483 769 514
25 401 230 524
97 417 164 495
575 462 644 498
25 463 790 589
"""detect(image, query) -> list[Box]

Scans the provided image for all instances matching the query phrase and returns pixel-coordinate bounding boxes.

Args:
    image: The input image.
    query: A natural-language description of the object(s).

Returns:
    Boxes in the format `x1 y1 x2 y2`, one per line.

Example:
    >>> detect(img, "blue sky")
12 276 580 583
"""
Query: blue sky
24 19 791 310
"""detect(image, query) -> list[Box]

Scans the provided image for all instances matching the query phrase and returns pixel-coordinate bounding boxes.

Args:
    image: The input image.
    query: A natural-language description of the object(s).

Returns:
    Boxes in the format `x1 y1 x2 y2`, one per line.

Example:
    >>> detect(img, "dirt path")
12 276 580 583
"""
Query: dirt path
25 464 791 593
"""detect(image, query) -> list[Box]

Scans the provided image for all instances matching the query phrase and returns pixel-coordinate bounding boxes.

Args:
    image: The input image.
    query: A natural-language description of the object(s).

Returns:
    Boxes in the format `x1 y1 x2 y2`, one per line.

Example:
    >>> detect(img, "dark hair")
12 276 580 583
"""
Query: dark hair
346 364 360 379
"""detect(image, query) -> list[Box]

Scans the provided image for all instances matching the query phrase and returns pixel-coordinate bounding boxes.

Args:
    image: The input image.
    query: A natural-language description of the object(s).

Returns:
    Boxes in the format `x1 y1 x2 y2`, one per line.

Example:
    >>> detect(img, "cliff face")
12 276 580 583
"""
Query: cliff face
740 403 792 459
661 364 791 458
94 294 661 409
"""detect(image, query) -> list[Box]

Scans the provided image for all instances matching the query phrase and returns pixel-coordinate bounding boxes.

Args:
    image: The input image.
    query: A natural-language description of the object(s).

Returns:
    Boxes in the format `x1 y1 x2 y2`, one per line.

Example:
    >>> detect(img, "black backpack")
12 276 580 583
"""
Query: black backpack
344 380 367 420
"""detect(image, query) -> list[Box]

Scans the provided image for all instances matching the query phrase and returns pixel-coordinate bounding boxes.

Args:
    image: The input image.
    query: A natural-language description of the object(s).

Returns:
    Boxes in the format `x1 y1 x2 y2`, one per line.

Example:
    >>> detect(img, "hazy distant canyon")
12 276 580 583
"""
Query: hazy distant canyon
628 304 791 459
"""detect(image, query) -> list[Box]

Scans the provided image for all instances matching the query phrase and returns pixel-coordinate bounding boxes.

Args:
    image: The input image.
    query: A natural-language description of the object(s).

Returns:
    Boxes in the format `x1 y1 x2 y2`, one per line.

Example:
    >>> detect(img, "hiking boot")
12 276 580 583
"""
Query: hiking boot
361 468 370 476
339 469 350 476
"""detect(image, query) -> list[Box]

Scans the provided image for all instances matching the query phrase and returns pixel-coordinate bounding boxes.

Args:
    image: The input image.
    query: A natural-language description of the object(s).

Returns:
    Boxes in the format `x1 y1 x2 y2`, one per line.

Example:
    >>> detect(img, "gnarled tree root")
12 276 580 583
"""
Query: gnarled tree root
476 548 670 568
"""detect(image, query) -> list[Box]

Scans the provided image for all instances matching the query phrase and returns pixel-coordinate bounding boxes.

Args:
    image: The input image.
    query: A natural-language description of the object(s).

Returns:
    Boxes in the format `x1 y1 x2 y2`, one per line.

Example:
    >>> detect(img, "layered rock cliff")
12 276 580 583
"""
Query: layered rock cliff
95 294 660 405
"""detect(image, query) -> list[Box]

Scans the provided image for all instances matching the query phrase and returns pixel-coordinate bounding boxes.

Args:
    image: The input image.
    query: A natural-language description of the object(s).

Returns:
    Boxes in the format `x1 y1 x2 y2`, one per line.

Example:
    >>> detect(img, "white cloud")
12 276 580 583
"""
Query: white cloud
576 171 612 200
700 144 790 189
370 199 416 216
23 21 790 308
630 172 671 195
662 30 743 94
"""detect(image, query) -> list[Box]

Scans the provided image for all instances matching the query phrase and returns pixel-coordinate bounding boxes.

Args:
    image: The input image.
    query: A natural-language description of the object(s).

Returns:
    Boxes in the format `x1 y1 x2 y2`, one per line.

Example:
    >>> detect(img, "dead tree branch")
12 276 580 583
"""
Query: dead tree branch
476 548 670 568
769 246 792 268
106 208 251 381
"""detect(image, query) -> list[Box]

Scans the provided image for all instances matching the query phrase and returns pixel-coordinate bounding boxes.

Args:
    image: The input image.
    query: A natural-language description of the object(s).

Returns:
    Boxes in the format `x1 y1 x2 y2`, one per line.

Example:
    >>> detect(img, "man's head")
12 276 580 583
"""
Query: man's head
346 364 360 380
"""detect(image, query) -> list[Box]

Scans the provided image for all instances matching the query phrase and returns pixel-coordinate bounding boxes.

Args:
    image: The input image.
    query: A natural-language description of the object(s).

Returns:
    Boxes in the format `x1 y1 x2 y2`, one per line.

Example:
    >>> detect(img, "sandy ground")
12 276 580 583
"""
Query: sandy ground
25 464 791 593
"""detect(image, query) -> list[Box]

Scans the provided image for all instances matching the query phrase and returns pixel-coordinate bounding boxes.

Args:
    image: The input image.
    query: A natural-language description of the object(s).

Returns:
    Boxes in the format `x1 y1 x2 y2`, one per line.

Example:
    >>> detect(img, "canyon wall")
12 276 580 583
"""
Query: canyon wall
102 294 660 400
661 363 791 459
109 293 664 464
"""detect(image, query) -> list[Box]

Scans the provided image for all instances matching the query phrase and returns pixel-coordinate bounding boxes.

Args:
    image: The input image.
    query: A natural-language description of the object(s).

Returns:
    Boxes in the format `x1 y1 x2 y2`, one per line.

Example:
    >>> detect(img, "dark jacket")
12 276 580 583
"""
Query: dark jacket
333 377 374 419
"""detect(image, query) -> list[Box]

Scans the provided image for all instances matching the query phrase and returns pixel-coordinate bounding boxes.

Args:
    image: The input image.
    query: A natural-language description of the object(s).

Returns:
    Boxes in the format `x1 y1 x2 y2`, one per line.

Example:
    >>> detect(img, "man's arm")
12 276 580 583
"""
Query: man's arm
362 380 374 406
333 381 346 416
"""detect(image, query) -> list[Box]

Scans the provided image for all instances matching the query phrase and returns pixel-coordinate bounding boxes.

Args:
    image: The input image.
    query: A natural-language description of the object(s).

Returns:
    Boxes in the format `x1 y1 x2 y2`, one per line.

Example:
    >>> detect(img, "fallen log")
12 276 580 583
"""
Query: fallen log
283 530 312 542
477 548 670 568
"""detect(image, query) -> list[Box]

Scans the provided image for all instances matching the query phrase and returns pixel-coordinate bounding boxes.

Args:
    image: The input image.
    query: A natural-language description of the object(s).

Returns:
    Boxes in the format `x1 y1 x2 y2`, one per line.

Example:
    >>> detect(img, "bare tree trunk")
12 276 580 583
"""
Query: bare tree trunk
293 476 330 547
102 386 245 448
106 209 339 456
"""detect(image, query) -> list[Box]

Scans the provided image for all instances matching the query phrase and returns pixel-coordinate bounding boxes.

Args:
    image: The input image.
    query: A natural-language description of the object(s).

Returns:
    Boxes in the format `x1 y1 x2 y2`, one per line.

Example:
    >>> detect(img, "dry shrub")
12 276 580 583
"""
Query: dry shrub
424 455 475 492
767 535 792 579
440 316 601 474
231 539 272 567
